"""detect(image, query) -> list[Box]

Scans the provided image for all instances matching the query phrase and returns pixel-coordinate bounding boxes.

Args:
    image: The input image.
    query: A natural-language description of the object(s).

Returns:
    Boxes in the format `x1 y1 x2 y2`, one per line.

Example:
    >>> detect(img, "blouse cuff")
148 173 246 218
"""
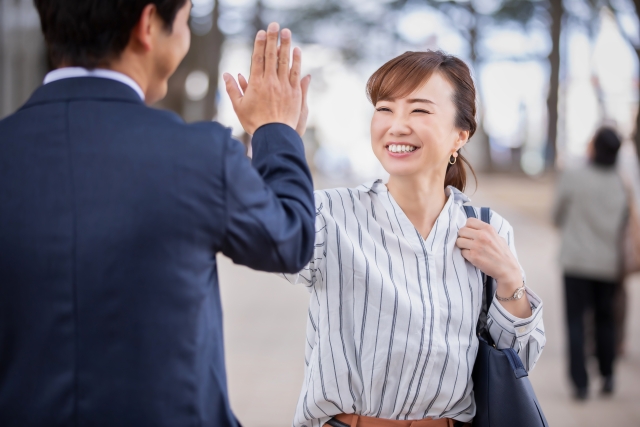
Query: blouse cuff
488 287 544 340
279 269 316 291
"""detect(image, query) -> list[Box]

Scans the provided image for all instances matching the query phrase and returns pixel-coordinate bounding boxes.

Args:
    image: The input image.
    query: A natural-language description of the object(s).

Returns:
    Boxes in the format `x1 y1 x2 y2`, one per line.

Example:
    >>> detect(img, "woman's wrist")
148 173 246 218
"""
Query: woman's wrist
495 267 523 295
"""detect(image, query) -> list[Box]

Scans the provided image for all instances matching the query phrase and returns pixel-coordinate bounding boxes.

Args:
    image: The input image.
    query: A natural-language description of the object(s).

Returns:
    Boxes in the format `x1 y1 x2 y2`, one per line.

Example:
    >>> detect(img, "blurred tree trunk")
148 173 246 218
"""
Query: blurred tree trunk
252 0 266 33
465 2 493 173
204 0 224 120
156 0 224 121
546 0 563 169
632 0 640 161
0 0 47 119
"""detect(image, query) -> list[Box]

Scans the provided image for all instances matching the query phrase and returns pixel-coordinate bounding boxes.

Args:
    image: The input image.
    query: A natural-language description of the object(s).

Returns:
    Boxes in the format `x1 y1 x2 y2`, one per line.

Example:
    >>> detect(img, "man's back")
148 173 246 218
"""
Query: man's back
0 77 314 426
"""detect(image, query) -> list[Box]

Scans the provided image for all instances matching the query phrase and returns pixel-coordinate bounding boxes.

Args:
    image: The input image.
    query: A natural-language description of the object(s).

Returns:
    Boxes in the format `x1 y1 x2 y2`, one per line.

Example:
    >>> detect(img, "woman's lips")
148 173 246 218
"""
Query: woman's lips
386 143 419 157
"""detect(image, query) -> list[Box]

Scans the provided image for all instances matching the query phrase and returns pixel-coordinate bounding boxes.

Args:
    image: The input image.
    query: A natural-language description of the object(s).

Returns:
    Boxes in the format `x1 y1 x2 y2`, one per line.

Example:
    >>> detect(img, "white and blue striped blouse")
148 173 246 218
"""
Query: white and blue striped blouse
283 180 545 427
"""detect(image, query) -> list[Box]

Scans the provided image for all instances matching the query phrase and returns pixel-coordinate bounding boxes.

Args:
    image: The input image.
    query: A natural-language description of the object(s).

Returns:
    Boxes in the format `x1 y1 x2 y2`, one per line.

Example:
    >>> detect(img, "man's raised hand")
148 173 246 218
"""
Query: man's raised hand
223 23 308 135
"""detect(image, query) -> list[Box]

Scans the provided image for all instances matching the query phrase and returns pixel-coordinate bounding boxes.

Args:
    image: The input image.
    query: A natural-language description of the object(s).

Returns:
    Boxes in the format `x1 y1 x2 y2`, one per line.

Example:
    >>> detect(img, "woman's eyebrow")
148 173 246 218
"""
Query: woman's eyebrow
407 98 436 105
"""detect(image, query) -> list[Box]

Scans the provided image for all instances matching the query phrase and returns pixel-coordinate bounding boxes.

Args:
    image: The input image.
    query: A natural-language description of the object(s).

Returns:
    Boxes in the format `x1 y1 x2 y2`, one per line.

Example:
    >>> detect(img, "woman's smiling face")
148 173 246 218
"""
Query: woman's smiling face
370 72 469 178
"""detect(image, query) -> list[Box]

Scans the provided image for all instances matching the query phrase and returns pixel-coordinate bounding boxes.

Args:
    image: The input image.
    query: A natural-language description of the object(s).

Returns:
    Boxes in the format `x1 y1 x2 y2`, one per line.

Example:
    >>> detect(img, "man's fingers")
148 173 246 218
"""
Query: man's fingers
264 22 280 78
278 28 292 81
289 47 302 87
249 30 267 79
223 73 243 109
238 74 248 93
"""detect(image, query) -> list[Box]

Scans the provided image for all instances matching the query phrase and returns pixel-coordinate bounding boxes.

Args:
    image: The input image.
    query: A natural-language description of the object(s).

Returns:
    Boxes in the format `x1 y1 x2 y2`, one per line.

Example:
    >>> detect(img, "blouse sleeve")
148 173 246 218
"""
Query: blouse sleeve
486 213 546 372
280 193 327 290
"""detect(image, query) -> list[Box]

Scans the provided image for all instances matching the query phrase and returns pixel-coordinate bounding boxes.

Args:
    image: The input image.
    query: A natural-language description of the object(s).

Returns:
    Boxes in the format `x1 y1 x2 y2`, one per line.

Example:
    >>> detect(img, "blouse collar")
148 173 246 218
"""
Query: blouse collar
361 179 471 205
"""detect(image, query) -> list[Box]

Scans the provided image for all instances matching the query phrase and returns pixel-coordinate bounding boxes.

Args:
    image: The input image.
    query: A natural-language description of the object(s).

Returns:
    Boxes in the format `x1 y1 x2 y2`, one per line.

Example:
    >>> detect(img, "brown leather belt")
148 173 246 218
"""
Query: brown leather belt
326 414 471 427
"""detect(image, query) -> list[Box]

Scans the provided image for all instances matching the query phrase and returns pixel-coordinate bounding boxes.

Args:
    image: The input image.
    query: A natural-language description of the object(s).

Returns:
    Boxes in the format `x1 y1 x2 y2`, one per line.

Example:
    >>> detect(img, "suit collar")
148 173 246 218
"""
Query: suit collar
21 77 145 110
43 68 145 101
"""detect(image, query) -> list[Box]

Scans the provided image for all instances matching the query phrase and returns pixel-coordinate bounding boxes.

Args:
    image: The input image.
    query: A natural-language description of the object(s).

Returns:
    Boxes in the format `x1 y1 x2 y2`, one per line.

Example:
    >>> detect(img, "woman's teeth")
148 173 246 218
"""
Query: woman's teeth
387 144 417 153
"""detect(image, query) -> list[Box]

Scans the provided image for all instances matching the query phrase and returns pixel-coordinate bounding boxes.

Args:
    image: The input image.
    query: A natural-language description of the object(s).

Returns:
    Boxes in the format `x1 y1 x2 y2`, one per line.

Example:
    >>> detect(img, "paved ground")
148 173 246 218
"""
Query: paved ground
219 173 640 427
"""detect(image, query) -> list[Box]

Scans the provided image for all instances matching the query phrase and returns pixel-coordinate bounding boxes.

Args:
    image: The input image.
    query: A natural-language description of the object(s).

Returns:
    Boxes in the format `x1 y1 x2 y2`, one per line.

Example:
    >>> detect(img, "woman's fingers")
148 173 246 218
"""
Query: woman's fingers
455 236 473 250
295 74 311 136
290 47 302 87
457 226 480 240
464 217 486 230
278 29 292 81
249 30 267 79
238 74 248 93
264 22 280 78
223 73 243 110
301 74 311 101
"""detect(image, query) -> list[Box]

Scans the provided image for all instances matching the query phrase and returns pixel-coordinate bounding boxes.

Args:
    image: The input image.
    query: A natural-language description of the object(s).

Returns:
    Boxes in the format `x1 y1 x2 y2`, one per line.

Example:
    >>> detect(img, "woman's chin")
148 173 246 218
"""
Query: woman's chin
380 164 423 178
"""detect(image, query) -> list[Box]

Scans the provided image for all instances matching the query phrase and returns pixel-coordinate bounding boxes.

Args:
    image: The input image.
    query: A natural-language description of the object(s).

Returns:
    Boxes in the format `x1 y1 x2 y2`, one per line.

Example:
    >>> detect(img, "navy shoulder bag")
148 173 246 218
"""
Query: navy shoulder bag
463 206 548 427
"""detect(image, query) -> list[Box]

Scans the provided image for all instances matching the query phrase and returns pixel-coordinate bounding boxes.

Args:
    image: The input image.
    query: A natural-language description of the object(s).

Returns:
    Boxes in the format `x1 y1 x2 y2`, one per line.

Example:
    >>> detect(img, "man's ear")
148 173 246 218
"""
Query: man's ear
130 4 158 52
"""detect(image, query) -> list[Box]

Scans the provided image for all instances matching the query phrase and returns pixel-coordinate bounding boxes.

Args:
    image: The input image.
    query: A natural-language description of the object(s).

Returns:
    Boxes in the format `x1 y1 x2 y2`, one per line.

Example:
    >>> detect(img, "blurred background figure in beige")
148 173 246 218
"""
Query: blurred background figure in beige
553 127 627 401
2 0 640 426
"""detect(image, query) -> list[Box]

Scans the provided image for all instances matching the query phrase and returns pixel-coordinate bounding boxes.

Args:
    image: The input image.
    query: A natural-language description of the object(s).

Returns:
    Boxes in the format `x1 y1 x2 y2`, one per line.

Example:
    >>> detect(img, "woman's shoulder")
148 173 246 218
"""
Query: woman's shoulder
487 209 513 235
461 205 513 236
313 181 379 210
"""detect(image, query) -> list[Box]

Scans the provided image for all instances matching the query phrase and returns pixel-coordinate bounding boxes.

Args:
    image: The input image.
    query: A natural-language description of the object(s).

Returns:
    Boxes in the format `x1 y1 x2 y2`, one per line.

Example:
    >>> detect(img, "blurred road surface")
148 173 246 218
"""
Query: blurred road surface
219 173 640 427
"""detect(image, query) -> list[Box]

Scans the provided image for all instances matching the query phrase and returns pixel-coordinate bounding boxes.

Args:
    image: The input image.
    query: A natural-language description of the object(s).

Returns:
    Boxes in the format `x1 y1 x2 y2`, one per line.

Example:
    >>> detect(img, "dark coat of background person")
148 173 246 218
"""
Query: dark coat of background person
0 77 315 426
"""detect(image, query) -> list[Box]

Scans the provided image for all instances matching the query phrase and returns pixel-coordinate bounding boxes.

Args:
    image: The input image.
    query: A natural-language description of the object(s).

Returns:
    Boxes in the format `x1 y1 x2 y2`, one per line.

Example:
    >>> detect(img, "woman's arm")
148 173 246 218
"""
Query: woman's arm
456 216 530 317
456 213 545 370
281 195 327 289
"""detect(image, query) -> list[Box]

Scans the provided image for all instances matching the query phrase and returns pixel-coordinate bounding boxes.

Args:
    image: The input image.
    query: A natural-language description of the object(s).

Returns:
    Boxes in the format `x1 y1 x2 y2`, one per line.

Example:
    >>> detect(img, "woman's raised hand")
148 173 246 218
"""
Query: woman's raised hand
223 22 310 136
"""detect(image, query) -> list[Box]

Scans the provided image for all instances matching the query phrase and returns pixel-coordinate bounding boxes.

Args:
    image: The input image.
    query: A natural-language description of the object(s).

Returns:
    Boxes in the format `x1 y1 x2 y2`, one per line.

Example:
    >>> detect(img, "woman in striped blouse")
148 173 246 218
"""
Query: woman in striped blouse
284 51 545 427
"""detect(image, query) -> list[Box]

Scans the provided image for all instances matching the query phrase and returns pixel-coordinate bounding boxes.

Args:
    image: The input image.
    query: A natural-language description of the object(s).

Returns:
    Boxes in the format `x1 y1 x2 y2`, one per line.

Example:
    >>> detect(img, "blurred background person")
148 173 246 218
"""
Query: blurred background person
553 127 627 400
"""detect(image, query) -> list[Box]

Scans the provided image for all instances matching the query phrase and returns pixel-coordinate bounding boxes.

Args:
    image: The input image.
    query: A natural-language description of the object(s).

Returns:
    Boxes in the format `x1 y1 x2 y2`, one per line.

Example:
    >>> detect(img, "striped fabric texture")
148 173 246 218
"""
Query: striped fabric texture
283 180 545 427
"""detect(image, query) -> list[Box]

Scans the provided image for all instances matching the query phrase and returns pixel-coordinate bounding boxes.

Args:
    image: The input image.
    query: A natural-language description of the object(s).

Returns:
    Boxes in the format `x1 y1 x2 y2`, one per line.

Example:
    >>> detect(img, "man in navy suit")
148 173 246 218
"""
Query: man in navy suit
0 1 314 426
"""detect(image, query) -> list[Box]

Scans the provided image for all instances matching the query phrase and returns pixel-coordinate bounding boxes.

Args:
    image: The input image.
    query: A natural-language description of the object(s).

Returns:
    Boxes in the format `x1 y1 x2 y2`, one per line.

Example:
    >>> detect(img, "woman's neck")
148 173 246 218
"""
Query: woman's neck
386 173 448 240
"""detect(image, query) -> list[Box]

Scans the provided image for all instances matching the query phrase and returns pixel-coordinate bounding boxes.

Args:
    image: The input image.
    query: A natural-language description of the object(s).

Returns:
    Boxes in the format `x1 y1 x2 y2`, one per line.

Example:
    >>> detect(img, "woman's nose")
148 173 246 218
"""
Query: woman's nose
388 115 411 136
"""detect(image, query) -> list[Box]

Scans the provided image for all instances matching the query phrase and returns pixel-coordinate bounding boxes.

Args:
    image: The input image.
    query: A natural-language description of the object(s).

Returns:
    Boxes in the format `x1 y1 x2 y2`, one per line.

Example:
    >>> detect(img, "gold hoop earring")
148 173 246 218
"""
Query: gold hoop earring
449 155 457 165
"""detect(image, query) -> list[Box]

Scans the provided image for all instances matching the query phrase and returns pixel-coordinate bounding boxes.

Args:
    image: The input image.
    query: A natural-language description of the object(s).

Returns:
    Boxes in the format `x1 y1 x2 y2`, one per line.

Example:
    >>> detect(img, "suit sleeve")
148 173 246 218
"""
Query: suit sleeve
220 123 315 273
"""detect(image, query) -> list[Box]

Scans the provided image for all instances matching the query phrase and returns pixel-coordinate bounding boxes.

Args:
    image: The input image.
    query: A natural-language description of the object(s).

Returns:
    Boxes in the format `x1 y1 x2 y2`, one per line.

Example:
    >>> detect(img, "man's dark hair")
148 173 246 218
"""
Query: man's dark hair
592 127 622 167
34 0 189 69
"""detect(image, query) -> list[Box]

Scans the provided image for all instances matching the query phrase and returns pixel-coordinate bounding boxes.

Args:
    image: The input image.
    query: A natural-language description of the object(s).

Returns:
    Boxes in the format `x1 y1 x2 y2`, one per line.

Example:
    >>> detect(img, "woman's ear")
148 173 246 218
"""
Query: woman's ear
455 130 470 151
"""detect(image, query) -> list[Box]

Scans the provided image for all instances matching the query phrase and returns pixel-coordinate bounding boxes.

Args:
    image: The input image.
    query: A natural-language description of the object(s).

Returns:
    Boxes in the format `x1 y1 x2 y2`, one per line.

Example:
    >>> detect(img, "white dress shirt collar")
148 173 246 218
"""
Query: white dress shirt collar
43 67 145 101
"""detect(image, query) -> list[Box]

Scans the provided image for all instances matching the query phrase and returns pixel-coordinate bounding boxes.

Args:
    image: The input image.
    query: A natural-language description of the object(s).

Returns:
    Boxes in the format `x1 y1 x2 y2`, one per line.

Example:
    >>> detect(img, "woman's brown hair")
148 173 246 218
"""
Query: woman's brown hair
366 51 477 191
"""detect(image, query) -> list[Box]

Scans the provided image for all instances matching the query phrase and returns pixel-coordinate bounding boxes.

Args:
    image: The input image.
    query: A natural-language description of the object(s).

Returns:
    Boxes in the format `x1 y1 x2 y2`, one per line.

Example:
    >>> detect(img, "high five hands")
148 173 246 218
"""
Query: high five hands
223 22 311 136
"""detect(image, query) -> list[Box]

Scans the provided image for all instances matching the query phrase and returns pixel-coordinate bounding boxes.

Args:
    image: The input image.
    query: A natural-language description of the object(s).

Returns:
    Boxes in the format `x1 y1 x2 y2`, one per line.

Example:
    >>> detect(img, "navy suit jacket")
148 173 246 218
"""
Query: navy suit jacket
0 77 315 427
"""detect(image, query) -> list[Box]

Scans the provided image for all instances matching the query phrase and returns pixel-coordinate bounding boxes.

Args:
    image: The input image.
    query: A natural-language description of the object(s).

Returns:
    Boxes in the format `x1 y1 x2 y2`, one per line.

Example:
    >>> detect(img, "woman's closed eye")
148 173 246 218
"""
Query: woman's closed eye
376 107 392 112
412 109 432 114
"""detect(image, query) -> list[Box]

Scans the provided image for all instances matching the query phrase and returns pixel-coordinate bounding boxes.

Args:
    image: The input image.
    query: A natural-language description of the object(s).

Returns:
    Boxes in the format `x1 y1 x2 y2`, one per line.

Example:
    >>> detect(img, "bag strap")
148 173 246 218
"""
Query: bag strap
463 206 495 345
